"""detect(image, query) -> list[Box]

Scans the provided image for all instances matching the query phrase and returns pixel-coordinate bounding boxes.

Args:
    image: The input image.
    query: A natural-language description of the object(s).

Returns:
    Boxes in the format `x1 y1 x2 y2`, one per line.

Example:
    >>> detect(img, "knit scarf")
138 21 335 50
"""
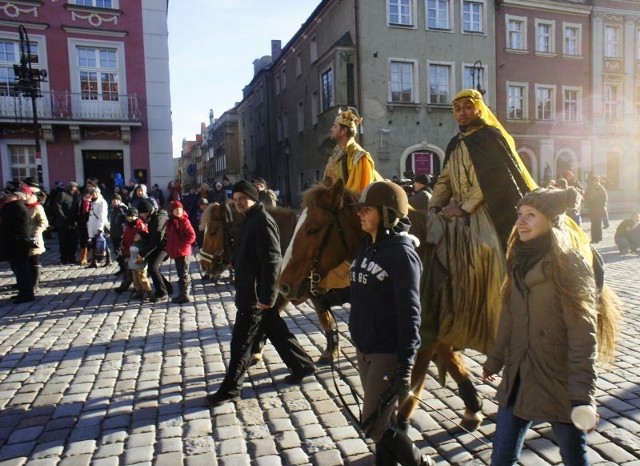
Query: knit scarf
512 232 552 296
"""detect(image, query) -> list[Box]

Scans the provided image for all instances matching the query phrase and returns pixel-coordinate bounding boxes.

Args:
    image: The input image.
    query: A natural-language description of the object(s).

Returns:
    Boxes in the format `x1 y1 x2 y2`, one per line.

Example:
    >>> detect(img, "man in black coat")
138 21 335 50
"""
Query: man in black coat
207 180 315 407
1 190 35 303
53 181 80 264
136 199 172 301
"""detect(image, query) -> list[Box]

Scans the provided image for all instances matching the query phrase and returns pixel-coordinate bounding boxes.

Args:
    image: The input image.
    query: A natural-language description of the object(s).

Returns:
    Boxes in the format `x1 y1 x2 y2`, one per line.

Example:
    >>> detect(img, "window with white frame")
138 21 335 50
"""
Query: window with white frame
562 86 581 121
390 60 416 103
462 0 484 33
535 20 555 54
604 25 621 58
462 63 486 92
0 39 41 95
9 145 37 180
73 0 115 8
428 63 452 104
427 0 450 30
311 90 319 125
506 16 527 50
563 23 581 56
77 46 119 101
321 67 334 111
535 85 555 120
297 99 304 132
604 82 622 121
295 53 302 77
388 0 414 26
507 83 527 119
310 36 317 63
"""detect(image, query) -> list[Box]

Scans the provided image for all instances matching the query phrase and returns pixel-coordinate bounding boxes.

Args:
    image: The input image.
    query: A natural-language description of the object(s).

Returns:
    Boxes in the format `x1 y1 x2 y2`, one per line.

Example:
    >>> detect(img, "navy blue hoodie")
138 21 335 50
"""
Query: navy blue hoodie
348 233 422 366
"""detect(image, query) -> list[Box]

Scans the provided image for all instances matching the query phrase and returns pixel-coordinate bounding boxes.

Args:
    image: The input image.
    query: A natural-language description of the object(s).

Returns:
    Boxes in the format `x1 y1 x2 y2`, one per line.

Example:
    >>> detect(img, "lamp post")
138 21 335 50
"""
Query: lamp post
13 25 47 187
471 60 485 95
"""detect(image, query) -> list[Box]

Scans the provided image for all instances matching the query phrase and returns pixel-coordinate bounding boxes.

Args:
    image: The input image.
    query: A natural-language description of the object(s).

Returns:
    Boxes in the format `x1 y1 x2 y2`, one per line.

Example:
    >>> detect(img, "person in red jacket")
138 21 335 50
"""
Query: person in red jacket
166 200 196 304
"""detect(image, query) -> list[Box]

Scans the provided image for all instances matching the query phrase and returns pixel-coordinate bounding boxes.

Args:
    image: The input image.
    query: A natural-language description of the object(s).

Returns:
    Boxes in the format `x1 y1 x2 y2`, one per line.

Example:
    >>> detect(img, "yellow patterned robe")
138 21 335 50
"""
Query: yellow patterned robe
324 138 382 194
426 127 506 353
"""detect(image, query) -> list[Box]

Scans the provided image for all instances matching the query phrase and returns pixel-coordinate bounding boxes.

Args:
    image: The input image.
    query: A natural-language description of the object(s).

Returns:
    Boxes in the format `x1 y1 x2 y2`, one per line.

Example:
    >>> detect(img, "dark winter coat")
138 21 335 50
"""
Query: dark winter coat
138 209 169 259
53 189 79 230
165 212 196 259
108 204 128 240
0 200 32 261
348 234 422 367
232 203 281 309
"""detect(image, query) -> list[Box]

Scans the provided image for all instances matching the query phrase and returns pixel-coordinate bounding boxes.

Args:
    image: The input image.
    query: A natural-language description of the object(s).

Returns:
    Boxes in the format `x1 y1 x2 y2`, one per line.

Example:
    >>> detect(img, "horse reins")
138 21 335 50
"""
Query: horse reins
308 205 352 297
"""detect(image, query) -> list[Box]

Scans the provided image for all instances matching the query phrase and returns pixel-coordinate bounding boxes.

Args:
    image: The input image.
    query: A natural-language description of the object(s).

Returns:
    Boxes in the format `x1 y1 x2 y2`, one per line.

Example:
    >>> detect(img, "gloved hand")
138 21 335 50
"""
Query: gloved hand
379 364 413 407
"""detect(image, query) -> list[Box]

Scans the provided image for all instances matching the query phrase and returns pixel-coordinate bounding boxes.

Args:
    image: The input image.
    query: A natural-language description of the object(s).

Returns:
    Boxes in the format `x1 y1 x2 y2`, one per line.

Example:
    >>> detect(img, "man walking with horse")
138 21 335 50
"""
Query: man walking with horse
207 180 315 407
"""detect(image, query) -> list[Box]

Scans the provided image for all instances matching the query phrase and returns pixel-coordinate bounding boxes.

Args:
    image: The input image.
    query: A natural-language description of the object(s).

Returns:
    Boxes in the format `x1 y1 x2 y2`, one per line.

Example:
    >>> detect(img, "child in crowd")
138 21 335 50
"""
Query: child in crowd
114 207 148 294
128 231 153 301
165 200 196 304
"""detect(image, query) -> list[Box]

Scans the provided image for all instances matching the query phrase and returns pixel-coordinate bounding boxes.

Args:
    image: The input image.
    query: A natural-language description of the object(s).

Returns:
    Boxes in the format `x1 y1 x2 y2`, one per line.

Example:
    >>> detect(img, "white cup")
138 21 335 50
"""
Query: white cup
571 405 597 431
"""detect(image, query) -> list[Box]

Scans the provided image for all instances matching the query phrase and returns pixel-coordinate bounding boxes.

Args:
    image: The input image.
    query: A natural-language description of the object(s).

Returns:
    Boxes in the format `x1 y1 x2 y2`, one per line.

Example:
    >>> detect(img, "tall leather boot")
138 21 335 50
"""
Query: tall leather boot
78 247 88 266
376 443 398 466
379 426 435 466
32 265 42 293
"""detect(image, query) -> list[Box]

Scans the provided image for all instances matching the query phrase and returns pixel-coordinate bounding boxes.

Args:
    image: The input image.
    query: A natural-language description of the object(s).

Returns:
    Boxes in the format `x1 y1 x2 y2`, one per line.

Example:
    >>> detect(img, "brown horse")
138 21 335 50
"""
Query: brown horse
278 179 484 429
199 201 341 361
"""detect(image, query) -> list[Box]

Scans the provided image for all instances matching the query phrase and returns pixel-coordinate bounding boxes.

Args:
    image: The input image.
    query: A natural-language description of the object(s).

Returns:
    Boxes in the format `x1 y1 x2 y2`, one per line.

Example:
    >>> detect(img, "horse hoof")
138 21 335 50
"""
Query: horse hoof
316 348 339 364
460 408 483 431
248 353 263 367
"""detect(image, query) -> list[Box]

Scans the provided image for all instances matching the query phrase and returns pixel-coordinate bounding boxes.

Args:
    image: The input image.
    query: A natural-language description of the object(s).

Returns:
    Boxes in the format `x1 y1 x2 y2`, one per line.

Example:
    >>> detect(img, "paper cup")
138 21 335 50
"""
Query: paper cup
571 405 597 431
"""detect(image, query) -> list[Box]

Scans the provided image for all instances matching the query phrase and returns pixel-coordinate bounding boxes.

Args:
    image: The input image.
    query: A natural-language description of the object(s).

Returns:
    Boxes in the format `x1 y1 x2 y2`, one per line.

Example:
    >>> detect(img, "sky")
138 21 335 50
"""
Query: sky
167 1 320 158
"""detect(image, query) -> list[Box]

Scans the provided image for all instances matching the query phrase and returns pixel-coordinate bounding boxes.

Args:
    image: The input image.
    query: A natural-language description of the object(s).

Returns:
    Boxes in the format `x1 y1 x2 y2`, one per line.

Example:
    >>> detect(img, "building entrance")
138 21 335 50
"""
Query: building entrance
82 150 124 190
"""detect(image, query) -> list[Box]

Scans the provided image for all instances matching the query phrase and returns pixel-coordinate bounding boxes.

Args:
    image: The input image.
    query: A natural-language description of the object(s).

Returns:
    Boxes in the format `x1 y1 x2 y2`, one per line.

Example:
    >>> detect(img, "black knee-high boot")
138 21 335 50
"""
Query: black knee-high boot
379 426 434 466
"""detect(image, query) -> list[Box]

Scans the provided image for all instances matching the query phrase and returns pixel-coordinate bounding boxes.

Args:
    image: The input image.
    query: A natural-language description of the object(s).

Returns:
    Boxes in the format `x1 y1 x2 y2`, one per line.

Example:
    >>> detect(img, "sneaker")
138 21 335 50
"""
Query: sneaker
283 366 315 385
206 391 239 407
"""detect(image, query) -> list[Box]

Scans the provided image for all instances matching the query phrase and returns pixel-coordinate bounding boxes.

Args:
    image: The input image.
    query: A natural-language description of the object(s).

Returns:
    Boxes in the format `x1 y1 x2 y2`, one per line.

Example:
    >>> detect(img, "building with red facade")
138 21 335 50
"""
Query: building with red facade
0 0 173 192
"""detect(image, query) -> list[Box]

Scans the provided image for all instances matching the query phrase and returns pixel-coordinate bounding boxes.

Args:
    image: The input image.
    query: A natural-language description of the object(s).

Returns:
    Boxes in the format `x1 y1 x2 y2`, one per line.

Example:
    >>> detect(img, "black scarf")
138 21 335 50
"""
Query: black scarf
512 232 552 296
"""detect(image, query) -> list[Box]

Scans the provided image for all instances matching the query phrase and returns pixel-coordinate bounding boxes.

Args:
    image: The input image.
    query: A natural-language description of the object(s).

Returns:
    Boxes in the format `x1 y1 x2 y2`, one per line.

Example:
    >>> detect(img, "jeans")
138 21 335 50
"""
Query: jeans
491 403 590 466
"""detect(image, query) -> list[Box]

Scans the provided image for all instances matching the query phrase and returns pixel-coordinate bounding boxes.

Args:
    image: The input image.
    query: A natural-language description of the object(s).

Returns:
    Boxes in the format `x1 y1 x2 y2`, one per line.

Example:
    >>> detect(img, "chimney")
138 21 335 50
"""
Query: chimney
271 40 282 60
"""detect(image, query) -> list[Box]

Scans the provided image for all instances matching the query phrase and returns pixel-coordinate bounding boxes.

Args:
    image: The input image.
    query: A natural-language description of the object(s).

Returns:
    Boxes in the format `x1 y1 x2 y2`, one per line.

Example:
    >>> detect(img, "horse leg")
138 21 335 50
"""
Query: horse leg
310 296 338 364
397 345 436 422
434 343 483 430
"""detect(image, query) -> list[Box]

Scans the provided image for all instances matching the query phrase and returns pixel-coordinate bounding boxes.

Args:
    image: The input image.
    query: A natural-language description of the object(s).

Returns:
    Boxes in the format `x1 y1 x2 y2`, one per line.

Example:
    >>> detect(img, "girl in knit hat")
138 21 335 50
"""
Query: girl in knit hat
165 200 196 304
483 188 620 466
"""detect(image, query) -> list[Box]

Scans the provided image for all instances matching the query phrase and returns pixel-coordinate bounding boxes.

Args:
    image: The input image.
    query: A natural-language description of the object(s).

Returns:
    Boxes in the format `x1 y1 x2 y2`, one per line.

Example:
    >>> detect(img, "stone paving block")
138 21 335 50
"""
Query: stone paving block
59 454 92 466
311 448 344 466
185 418 213 438
279 447 310 466
0 442 35 460
93 441 124 459
335 438 369 457
31 441 64 459
154 451 184 466
184 436 216 456
158 437 182 454
24 458 60 466
89 457 119 466
124 445 154 464
253 455 283 466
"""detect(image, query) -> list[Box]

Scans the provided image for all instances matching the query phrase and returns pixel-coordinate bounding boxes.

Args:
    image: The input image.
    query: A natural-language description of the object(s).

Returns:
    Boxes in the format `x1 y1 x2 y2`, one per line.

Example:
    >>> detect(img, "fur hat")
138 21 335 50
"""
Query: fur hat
517 188 578 226
233 180 259 202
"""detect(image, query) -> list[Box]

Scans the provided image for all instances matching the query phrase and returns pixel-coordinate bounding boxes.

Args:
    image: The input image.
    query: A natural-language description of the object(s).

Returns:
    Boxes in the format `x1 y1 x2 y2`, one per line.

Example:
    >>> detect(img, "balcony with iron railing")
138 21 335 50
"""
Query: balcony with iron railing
0 90 142 124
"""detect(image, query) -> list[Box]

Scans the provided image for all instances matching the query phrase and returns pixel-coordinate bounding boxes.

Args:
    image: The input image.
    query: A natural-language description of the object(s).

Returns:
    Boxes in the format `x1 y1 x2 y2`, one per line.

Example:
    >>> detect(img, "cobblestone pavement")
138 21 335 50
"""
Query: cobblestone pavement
0 218 638 466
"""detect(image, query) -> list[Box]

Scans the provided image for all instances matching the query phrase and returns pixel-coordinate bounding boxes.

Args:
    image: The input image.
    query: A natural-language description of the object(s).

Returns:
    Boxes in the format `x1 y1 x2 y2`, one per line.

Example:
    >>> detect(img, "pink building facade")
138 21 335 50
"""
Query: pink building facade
0 0 173 191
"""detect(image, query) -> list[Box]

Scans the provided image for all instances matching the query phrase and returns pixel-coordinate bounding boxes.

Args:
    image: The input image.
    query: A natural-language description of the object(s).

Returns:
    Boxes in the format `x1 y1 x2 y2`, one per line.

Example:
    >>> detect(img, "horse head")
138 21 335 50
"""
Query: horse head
279 178 365 300
199 201 239 279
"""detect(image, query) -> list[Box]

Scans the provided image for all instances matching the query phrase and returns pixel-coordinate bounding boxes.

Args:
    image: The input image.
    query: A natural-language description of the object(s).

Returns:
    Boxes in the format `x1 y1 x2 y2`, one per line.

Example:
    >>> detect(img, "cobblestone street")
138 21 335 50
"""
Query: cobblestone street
0 218 638 466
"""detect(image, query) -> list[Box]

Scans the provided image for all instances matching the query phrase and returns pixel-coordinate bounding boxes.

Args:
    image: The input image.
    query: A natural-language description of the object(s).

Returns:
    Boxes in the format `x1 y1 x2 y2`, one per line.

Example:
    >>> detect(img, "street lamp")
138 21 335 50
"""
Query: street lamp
13 25 48 186
471 60 485 95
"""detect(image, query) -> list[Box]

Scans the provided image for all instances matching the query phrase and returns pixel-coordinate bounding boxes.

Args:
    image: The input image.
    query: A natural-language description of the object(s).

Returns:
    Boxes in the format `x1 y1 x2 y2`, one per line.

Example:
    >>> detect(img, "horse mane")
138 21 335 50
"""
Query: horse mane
200 202 225 232
301 182 359 210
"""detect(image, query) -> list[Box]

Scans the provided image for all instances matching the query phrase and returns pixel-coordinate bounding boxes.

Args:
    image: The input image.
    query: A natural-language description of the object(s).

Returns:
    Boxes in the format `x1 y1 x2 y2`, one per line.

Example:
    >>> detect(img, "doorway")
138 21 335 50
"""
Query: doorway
83 150 124 190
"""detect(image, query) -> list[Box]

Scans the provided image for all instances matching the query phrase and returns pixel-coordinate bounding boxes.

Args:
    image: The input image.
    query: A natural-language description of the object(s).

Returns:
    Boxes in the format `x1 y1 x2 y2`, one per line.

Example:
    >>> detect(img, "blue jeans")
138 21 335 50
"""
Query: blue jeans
491 403 590 466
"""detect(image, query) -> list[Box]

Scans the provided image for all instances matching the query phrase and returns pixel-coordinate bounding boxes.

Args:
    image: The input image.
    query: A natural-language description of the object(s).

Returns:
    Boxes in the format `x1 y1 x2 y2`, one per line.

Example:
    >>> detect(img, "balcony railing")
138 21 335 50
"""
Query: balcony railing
0 90 141 122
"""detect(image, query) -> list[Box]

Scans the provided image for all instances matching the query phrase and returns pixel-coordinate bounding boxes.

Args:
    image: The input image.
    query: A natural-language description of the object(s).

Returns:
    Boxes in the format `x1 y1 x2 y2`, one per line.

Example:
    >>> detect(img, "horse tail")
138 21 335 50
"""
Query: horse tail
596 283 621 366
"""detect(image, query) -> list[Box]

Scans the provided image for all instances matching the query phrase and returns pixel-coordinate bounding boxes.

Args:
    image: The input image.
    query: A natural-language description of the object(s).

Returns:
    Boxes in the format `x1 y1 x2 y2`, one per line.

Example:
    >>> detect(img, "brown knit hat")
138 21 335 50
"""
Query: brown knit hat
517 188 578 225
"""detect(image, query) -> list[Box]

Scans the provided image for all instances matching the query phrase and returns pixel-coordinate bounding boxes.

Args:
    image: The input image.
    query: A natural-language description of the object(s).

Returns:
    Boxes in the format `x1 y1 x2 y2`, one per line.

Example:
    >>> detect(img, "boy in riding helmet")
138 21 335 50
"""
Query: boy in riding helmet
350 181 435 466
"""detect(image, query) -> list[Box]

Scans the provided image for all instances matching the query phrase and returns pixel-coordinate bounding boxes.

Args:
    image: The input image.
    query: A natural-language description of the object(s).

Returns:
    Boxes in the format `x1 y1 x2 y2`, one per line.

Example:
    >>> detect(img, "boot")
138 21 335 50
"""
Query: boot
171 294 192 304
78 247 88 266
376 443 398 466
380 426 435 466
31 265 42 293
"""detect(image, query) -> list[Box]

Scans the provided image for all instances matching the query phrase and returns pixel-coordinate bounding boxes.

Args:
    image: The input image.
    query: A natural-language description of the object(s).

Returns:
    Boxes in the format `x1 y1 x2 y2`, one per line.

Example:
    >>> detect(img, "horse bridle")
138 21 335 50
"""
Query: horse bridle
200 203 235 274
308 204 352 297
